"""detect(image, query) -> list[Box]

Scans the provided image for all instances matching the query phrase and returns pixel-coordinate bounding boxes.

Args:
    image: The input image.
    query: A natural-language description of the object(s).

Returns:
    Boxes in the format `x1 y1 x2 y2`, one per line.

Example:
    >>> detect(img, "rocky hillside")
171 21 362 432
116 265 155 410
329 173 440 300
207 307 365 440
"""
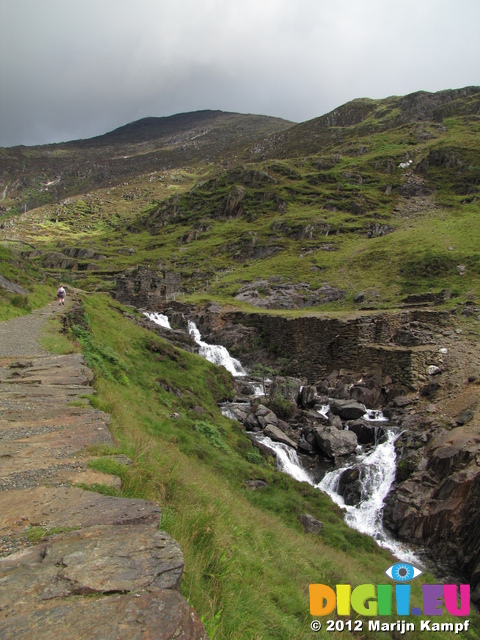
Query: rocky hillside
0 110 293 213
2 86 479 311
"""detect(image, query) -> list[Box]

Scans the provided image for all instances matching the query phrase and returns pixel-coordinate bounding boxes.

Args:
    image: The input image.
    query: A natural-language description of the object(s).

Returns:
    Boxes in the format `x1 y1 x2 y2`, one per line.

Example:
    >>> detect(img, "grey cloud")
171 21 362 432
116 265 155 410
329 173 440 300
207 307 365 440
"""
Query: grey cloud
1 0 479 146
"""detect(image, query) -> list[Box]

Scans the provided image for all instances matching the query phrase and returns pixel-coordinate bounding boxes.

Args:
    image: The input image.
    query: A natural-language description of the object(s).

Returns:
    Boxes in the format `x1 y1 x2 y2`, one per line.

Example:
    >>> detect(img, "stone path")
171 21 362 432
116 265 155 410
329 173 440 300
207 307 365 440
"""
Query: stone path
0 303 208 639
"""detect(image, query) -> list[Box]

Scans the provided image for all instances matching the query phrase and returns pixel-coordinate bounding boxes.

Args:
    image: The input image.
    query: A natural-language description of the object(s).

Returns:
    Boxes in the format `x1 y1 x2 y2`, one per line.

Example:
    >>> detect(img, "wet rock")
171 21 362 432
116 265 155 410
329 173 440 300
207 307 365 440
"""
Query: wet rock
348 419 378 445
338 467 363 505
300 385 317 408
298 437 314 453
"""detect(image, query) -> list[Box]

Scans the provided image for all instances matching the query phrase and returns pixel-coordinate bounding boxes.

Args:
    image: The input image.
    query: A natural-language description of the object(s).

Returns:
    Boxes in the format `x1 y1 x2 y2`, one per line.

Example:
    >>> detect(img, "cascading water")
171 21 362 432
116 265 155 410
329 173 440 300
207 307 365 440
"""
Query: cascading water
255 422 417 563
317 429 417 563
256 435 313 484
145 310 415 561
144 312 172 329
188 321 247 377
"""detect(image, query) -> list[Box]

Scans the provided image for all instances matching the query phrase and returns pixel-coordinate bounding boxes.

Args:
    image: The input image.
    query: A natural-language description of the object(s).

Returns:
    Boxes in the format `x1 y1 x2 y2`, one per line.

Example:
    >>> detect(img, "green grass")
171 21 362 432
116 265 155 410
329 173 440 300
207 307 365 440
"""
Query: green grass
0 246 54 321
61 292 479 640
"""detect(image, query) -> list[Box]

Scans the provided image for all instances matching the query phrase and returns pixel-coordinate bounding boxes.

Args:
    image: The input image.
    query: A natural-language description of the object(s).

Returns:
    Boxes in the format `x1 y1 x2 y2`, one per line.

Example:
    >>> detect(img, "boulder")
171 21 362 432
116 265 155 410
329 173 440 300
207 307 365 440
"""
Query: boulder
255 404 278 428
300 385 317 408
264 424 297 449
244 412 261 431
329 399 366 421
314 426 358 459
299 513 324 534
348 419 378 445
456 409 474 426
338 467 364 505
330 415 344 430
349 385 380 408
298 437 314 453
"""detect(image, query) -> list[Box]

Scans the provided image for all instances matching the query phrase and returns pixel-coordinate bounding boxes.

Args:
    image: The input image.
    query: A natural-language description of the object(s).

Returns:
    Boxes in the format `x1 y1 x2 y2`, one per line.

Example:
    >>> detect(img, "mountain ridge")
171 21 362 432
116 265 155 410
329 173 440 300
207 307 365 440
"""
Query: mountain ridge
1 85 480 312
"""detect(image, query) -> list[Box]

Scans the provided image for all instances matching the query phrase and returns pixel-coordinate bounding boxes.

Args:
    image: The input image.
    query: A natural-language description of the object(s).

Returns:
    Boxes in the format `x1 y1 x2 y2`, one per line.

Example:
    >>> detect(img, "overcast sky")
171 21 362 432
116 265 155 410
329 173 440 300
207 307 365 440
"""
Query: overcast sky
1 0 479 147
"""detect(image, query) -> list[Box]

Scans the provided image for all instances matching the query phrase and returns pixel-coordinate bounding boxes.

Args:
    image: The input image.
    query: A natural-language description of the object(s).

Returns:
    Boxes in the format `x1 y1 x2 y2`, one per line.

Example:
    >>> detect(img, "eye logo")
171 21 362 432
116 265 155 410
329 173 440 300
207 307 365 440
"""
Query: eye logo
385 562 423 582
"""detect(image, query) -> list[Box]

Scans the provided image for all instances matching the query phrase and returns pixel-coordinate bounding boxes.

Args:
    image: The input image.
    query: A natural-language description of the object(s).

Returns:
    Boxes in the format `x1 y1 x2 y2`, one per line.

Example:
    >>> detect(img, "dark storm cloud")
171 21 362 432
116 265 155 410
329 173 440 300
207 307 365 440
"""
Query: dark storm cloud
1 0 479 146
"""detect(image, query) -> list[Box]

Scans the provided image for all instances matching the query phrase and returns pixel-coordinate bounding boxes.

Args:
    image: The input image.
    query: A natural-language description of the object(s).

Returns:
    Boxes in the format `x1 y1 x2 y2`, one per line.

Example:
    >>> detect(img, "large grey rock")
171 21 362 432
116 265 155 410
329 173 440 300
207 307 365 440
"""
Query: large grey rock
300 385 317 408
264 424 297 449
348 419 380 445
255 404 278 428
0 588 208 640
0 525 184 601
329 399 366 421
314 426 358 458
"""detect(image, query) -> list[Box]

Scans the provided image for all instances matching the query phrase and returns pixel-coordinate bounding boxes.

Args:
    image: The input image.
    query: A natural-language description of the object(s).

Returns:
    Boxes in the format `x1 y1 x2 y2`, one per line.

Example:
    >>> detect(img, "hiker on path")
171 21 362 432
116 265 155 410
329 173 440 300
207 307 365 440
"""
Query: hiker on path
57 285 66 306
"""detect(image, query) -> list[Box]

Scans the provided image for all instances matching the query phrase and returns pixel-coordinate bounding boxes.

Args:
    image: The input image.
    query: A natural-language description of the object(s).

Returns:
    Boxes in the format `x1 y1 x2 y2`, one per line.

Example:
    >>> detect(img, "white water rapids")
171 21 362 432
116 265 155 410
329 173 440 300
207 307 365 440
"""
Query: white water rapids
258 429 417 563
146 310 416 561
187 321 247 377
144 312 172 329
145 312 246 377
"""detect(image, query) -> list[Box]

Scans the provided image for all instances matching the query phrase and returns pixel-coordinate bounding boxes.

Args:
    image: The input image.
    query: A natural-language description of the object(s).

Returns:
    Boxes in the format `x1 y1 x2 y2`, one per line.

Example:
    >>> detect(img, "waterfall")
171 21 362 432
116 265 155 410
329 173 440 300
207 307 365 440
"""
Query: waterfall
317 430 417 562
144 314 246 377
363 409 389 422
255 429 417 563
145 310 415 561
144 312 172 329
188 321 247 377
256 435 313 484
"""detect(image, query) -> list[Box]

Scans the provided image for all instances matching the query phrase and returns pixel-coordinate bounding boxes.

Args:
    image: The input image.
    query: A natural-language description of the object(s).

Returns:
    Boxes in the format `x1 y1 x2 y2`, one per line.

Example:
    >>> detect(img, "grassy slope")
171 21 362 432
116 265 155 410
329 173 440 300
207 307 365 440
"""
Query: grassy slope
60 292 479 639
0 245 53 321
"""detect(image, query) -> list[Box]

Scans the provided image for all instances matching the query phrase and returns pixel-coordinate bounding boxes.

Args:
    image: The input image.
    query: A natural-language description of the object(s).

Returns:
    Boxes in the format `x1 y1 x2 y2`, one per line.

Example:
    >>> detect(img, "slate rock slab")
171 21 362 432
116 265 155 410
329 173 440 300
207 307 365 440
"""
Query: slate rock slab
0 525 184 604
0 587 208 640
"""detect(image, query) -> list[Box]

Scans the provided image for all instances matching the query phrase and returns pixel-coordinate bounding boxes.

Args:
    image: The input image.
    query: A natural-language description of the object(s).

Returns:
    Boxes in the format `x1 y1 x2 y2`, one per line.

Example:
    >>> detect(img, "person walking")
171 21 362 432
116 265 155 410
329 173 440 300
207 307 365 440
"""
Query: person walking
56 285 66 306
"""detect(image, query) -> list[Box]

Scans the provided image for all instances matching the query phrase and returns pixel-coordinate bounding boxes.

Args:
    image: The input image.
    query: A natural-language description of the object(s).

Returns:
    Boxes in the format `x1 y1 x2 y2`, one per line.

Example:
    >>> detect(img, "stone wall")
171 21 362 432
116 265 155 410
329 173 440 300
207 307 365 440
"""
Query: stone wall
115 267 180 307
188 307 450 388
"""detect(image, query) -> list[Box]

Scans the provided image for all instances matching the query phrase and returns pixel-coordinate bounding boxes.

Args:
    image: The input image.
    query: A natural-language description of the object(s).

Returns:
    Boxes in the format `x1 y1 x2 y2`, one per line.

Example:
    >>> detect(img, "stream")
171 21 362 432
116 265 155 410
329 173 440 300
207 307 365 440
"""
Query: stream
146 311 417 562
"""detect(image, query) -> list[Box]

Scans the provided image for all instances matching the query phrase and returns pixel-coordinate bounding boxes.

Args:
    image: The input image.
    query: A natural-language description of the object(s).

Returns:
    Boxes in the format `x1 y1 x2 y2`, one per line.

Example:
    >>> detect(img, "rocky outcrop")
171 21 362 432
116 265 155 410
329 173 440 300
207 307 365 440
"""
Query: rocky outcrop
384 422 480 605
234 280 345 309
0 274 28 295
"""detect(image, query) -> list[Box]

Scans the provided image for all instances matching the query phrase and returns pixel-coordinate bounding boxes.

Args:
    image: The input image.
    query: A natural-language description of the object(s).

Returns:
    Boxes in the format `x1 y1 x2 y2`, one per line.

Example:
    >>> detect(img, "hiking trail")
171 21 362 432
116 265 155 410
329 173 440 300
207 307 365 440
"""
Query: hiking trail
0 301 207 639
